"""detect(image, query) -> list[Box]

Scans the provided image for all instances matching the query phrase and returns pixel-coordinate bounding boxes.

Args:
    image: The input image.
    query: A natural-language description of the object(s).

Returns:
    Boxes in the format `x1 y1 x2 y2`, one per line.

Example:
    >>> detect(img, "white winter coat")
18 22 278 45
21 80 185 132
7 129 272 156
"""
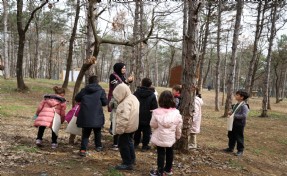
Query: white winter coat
190 96 203 134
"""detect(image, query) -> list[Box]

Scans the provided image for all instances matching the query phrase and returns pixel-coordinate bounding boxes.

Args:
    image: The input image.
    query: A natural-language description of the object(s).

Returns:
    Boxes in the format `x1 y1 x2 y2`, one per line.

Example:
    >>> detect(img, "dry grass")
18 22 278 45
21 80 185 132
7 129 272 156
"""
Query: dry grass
0 78 287 176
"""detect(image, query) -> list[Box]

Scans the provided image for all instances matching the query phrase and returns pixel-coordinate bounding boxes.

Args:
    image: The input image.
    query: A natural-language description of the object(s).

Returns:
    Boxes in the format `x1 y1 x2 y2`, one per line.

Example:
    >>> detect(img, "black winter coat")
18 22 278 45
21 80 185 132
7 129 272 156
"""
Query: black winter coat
134 86 158 126
75 83 108 128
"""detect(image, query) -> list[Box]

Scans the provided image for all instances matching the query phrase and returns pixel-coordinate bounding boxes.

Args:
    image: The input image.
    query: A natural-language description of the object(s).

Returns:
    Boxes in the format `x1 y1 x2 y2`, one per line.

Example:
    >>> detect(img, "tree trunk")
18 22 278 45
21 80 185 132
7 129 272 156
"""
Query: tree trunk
198 1 212 92
235 46 243 90
3 0 10 79
224 0 244 117
16 0 47 90
260 3 278 117
181 0 187 85
130 0 141 92
202 47 213 86
154 42 159 87
245 1 266 95
282 68 287 99
167 45 176 86
62 0 81 89
222 29 230 106
215 0 222 111
177 1 201 152
48 30 53 79
72 0 99 105
33 19 40 78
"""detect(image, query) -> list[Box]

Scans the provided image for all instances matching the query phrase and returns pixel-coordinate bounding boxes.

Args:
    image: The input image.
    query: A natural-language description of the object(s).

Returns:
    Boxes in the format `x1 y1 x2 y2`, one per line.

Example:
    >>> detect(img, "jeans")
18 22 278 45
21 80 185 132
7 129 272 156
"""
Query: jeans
228 125 244 152
157 146 173 174
118 133 135 165
80 127 102 150
134 125 151 146
37 126 58 143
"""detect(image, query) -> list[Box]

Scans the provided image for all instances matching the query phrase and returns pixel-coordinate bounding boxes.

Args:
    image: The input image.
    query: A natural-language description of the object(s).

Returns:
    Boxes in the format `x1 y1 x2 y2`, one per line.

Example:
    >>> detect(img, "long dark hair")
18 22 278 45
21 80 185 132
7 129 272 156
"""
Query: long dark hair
159 90 176 109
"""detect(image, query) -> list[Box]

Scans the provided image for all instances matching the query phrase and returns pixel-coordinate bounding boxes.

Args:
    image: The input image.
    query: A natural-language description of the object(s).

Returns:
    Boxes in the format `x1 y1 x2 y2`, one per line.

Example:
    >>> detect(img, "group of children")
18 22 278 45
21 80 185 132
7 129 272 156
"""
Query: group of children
33 62 249 176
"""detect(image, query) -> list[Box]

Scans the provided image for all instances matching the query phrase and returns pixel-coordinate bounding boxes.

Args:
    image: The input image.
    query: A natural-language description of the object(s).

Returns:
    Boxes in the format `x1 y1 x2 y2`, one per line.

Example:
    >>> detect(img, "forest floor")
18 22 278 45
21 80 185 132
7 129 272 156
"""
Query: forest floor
0 78 287 176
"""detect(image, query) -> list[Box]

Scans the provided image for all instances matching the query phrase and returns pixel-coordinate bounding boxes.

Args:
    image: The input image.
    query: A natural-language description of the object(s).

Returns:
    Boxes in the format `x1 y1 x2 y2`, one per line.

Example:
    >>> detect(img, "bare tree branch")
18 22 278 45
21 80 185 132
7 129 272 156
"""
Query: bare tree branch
24 0 48 33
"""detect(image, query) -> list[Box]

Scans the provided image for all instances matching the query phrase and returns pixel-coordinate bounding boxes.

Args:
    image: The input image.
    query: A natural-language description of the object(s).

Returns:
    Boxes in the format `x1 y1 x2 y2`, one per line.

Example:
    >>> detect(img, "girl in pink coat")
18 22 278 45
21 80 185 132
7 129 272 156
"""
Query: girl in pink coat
34 86 66 149
150 90 182 176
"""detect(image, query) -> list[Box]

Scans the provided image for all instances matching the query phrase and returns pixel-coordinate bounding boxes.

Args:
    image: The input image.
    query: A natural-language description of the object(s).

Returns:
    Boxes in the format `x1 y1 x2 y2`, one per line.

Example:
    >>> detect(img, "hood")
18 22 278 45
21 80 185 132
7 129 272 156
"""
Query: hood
113 63 125 76
134 86 154 98
43 94 66 107
85 84 102 94
195 96 203 106
153 108 179 128
113 83 131 102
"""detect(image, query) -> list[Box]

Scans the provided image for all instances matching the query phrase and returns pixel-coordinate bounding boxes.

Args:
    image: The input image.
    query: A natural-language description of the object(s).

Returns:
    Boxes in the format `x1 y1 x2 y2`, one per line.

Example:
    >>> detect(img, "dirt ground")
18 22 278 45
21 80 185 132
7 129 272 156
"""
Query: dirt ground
0 79 287 176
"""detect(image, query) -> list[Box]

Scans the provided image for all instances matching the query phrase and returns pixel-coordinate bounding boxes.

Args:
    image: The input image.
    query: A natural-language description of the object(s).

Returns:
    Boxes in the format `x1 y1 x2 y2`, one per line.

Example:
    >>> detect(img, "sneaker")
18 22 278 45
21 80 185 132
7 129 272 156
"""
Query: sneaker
111 145 118 151
51 143 58 149
188 145 197 149
95 146 103 152
150 169 161 176
115 164 133 170
223 148 233 153
36 139 42 147
164 171 173 176
142 145 151 151
235 151 243 156
79 150 87 157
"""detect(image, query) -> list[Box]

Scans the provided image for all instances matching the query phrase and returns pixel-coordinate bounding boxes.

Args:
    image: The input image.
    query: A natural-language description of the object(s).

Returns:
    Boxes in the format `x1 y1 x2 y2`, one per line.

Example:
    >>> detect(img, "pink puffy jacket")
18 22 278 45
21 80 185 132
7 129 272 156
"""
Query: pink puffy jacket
34 95 66 128
150 108 182 147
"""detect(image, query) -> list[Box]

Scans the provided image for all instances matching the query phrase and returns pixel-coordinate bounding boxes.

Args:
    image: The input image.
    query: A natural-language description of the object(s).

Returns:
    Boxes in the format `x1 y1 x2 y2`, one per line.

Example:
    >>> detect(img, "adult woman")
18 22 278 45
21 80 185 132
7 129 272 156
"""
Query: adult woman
108 62 134 150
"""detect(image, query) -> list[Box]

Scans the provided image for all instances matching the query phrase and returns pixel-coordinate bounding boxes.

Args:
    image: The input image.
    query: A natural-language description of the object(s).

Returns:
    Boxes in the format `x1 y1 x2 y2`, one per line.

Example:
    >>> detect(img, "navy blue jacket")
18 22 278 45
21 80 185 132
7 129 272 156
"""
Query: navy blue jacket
75 83 107 128
134 86 158 126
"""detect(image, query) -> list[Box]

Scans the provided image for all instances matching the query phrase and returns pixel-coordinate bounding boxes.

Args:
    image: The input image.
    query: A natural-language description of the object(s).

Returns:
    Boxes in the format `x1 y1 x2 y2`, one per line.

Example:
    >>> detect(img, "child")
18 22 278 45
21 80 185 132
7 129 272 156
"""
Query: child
189 87 203 149
134 78 158 151
75 76 107 156
34 86 66 149
113 83 139 171
150 90 183 176
172 84 182 109
109 97 119 150
65 103 80 145
223 90 250 156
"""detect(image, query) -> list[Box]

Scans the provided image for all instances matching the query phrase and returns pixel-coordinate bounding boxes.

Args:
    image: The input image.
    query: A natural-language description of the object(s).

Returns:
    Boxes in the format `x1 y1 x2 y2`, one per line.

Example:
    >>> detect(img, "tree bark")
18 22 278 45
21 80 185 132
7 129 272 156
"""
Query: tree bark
202 47 213 86
181 0 187 85
2 0 10 79
130 0 140 92
222 29 230 106
215 0 222 111
245 1 266 95
177 1 201 152
224 0 244 117
198 1 212 92
62 0 81 89
16 0 48 90
260 2 278 117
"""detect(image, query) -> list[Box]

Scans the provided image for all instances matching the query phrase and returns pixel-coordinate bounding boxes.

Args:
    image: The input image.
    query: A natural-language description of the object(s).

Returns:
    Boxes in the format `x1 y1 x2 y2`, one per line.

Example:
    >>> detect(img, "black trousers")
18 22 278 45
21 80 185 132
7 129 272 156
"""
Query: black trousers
80 127 102 150
118 133 135 165
37 126 57 143
228 125 244 152
134 125 151 146
157 146 173 174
